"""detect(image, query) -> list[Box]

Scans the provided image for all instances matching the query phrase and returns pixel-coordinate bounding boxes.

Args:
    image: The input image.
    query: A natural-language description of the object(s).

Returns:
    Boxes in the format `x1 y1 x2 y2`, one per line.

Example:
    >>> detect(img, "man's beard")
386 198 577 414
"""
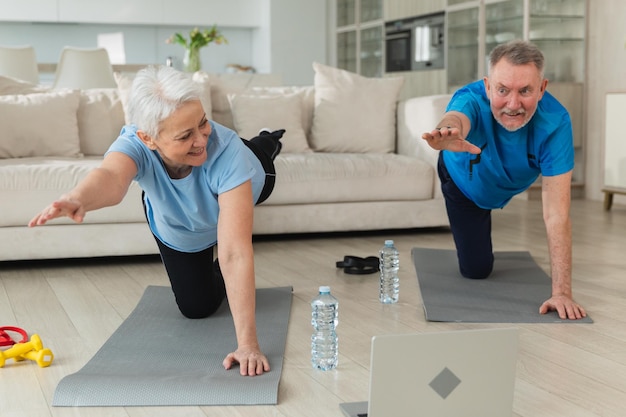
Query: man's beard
494 108 534 132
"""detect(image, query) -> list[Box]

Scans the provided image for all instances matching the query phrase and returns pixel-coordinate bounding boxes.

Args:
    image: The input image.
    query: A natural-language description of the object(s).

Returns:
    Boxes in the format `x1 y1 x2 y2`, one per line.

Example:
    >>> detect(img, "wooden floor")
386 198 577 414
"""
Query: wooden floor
1 198 625 417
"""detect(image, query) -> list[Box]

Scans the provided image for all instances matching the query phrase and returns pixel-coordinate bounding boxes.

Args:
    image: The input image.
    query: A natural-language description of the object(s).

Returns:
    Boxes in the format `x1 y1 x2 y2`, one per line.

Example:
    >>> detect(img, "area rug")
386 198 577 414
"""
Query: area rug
411 247 592 323
53 285 293 406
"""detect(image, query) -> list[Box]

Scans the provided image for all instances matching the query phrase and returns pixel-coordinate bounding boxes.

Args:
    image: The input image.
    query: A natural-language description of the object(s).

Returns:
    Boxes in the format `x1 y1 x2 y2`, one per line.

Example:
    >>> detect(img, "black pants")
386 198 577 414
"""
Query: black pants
144 131 282 318
438 152 494 279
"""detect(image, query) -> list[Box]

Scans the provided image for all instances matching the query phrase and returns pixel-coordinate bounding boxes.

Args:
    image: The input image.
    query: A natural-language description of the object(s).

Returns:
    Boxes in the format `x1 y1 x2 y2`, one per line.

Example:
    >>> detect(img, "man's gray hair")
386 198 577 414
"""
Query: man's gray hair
126 65 202 139
488 40 545 77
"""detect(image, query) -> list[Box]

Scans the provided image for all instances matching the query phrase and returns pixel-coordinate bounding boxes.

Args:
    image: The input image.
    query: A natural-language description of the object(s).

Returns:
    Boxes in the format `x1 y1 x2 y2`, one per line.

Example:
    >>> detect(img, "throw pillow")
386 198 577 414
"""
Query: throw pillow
113 71 134 123
191 71 213 120
78 89 126 155
0 75 49 95
250 86 315 138
208 73 283 129
309 62 404 153
228 91 311 153
0 90 81 159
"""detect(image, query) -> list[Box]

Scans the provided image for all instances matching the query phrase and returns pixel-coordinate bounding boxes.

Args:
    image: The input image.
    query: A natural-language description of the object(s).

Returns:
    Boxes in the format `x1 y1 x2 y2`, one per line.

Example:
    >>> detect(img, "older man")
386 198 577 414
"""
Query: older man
422 40 586 320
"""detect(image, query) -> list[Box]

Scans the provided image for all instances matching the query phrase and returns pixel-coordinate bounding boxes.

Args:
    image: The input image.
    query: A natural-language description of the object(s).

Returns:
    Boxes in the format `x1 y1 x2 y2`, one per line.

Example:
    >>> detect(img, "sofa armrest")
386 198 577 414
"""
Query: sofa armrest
396 94 452 198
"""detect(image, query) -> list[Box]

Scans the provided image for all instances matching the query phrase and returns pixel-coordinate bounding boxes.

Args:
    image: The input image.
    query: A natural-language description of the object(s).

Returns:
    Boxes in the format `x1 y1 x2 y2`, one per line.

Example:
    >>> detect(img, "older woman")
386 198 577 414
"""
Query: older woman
29 65 283 376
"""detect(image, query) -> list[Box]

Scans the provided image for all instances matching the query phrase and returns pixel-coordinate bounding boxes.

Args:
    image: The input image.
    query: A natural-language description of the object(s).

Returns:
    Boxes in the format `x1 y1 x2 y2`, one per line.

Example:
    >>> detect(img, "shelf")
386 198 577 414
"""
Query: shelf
530 37 584 42
529 13 584 20
448 23 479 31
486 16 523 25
448 43 479 49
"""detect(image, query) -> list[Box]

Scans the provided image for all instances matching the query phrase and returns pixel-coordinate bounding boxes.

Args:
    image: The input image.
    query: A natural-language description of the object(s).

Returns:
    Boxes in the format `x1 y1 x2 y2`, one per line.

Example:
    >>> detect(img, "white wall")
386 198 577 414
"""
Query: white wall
253 0 327 85
269 0 327 85
584 0 626 202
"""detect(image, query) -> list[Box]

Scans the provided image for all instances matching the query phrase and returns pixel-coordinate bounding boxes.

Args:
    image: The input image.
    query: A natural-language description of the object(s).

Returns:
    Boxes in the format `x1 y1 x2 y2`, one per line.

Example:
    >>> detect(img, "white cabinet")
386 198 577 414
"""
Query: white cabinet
161 0 262 27
384 0 445 20
447 0 586 89
58 0 161 25
446 4 480 92
0 0 57 22
336 0 385 77
2 0 262 26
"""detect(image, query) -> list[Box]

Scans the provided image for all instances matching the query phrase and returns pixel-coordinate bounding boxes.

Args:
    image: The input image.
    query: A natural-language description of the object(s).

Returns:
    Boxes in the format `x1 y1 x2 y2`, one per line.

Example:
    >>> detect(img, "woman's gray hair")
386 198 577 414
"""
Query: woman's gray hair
488 40 545 77
126 65 202 139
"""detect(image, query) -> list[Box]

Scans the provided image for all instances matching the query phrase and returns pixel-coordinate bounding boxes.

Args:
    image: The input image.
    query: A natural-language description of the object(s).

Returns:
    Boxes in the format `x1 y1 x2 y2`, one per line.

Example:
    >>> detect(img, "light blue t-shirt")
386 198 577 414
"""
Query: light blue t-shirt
443 80 574 209
106 121 264 252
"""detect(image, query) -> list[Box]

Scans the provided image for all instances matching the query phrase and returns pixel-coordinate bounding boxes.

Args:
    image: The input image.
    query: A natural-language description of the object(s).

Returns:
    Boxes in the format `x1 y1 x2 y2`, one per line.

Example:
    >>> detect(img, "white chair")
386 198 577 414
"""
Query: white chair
0 45 40 84
52 47 117 89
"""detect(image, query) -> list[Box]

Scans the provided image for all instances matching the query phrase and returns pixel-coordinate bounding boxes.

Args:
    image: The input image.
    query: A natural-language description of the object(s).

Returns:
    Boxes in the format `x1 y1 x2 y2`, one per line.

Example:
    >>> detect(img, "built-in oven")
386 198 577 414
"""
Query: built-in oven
385 12 445 72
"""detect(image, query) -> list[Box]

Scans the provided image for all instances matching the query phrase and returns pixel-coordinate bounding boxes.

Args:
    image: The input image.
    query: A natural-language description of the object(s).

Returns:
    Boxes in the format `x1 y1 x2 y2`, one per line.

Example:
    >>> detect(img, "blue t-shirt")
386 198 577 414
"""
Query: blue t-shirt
106 121 264 252
443 80 574 209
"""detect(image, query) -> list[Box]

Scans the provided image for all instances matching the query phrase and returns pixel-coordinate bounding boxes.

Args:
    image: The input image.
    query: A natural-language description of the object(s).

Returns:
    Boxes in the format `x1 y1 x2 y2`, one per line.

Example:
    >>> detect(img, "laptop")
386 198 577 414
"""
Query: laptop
340 328 519 417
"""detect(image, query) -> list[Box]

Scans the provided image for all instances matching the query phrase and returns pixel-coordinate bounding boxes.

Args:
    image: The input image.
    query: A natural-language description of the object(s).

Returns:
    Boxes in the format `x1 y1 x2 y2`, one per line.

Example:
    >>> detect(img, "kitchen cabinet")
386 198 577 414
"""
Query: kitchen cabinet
384 0 445 21
160 0 262 27
336 0 384 77
1 0 262 27
447 3 481 92
57 0 161 25
447 0 585 89
527 0 585 83
0 0 57 22
388 70 447 101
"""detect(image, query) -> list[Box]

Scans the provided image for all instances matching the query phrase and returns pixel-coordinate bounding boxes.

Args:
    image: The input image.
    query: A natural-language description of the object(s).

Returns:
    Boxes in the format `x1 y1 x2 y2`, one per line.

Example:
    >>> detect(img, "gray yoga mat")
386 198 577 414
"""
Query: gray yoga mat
53 285 293 407
412 247 592 323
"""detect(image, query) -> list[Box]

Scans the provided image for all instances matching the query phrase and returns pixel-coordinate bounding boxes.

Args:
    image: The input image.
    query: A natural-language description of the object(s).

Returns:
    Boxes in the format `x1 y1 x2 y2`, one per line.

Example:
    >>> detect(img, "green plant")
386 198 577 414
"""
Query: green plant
166 25 228 50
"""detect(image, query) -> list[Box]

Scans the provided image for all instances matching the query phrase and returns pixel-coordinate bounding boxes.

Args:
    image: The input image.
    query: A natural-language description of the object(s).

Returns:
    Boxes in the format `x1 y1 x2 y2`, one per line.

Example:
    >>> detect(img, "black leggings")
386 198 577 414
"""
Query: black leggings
144 132 282 318
438 152 494 279
154 239 226 319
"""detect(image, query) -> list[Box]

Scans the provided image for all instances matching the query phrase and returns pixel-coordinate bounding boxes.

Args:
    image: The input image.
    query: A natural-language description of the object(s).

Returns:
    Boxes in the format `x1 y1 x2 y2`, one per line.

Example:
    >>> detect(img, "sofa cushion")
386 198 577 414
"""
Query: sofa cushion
205 72 283 129
0 156 145 227
264 153 434 205
310 62 404 154
78 89 125 155
228 91 311 153
191 71 213 120
0 90 82 159
250 86 315 139
113 71 134 122
0 75 49 95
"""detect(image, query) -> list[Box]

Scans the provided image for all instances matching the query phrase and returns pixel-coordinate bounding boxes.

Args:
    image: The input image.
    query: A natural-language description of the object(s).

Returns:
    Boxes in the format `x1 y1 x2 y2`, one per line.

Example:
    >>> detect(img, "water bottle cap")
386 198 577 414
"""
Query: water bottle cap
384 239 394 246
319 286 330 293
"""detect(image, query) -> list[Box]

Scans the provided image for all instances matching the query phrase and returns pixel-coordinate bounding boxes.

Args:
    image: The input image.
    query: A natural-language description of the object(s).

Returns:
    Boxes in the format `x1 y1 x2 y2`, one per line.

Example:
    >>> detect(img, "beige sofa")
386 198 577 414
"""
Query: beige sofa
0 64 451 261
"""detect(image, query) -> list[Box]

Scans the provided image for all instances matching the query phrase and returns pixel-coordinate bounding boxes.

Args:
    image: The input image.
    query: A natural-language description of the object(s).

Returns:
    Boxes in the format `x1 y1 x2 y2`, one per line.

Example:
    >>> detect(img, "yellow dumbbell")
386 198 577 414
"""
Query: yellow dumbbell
0 334 43 367
20 347 54 368
0 334 53 368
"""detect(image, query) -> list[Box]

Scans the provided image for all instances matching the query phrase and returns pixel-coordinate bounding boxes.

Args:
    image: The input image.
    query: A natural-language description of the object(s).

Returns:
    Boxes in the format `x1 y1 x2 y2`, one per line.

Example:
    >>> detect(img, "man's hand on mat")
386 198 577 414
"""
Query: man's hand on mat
539 294 587 320
223 346 270 376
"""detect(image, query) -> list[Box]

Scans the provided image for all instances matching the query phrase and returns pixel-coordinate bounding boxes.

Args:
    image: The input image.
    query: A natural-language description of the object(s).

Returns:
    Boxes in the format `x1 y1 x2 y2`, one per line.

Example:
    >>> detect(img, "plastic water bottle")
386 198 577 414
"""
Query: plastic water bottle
311 286 338 370
379 240 400 303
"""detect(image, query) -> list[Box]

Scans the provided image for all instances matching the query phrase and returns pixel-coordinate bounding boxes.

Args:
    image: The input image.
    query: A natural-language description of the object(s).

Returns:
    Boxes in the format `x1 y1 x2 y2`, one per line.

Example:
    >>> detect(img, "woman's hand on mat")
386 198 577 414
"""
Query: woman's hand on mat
539 294 587 320
223 345 270 376
28 198 86 227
